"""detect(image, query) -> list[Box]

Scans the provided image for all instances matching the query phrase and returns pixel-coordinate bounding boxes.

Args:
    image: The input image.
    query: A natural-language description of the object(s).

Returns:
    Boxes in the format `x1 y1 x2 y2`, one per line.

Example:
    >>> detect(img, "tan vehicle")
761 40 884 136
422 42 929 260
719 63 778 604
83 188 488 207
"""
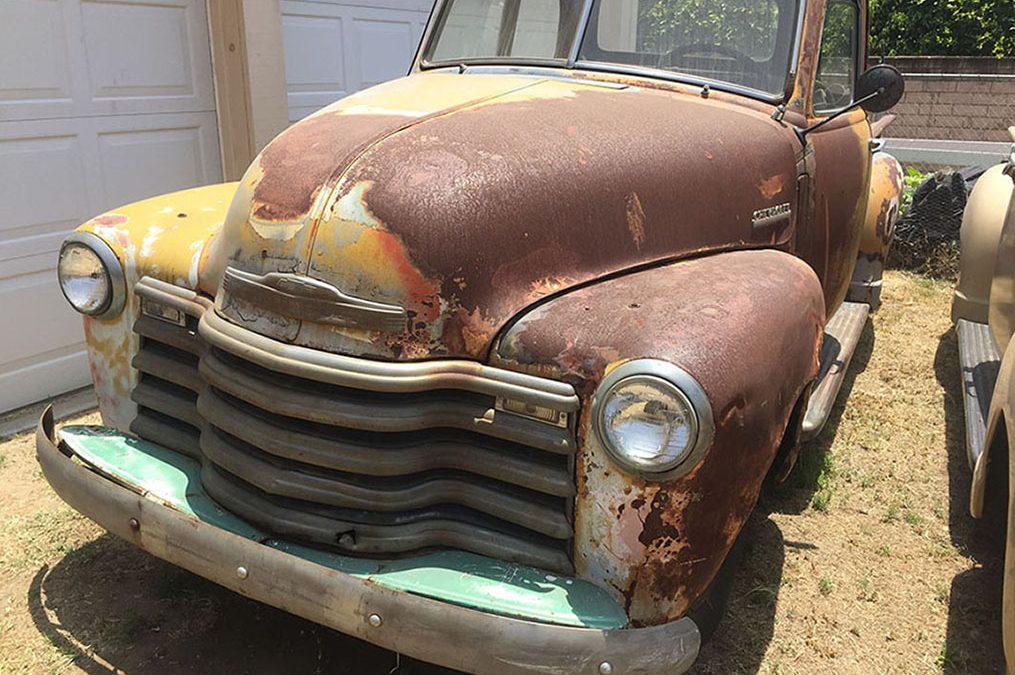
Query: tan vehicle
952 126 1015 671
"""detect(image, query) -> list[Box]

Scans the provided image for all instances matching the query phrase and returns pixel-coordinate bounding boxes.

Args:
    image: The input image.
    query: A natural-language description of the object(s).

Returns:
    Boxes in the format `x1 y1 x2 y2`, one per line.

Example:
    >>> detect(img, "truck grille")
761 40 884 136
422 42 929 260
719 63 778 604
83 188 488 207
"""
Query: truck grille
129 278 579 574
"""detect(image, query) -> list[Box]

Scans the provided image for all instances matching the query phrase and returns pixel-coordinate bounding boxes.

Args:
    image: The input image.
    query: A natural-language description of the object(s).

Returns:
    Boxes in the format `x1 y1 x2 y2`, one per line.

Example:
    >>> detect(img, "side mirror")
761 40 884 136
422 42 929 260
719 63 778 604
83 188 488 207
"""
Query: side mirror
795 64 905 144
855 64 906 113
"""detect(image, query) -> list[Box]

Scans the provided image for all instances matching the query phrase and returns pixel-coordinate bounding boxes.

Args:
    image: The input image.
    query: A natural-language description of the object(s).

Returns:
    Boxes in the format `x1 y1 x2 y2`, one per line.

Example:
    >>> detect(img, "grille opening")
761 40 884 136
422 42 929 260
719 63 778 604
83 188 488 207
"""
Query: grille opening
210 346 493 409
207 385 571 474
129 304 579 574
203 423 569 510
136 372 199 404
139 335 199 368
206 463 571 552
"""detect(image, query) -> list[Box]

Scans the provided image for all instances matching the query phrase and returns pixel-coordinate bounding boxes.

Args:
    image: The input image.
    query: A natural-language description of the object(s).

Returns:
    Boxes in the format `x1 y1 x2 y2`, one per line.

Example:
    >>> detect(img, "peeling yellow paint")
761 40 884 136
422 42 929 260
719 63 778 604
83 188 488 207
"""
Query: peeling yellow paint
75 182 237 430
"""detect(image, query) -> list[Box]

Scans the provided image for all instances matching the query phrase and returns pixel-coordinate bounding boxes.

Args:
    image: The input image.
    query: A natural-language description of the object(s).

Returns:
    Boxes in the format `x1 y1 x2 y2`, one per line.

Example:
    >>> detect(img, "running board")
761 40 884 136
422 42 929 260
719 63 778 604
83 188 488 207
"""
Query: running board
801 302 870 440
956 319 1001 470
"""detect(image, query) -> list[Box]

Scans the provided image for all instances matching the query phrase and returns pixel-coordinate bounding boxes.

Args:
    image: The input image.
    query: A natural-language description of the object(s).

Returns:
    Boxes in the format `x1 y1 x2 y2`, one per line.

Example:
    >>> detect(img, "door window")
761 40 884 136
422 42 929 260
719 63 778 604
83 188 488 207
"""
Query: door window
814 0 859 113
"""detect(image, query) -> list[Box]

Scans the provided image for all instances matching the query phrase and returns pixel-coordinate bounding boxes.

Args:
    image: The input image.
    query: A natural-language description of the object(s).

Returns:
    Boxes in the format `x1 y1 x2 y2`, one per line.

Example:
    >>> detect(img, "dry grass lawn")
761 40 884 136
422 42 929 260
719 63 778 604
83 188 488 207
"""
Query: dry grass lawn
0 270 1006 674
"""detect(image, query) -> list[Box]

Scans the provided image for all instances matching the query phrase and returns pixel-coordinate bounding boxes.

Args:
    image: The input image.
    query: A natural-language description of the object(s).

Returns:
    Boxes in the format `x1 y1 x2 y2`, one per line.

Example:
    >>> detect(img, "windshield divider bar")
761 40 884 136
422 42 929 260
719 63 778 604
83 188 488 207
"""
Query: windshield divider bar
567 0 595 67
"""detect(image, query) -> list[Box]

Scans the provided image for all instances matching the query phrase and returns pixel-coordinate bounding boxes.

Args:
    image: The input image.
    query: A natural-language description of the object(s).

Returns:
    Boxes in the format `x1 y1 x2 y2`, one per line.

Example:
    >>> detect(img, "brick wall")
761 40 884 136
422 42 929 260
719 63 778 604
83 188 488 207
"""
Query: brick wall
881 57 1015 142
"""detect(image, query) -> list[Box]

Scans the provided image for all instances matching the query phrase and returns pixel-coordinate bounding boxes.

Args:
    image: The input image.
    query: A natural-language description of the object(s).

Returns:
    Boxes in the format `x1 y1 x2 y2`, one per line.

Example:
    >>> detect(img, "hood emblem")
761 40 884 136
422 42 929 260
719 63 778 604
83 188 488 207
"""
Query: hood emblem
222 267 408 332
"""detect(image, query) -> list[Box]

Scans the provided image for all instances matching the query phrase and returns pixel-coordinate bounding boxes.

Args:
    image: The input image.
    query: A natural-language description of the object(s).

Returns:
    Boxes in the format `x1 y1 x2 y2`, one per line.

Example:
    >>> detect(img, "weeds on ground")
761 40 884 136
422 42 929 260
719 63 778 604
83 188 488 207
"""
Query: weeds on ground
857 579 879 603
937 643 965 670
810 451 836 512
818 577 834 596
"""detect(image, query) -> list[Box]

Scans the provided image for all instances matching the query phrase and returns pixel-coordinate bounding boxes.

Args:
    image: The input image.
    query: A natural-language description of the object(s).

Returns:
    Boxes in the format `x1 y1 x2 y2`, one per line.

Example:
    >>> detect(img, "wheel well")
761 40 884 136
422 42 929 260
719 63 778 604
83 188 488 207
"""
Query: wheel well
766 381 813 485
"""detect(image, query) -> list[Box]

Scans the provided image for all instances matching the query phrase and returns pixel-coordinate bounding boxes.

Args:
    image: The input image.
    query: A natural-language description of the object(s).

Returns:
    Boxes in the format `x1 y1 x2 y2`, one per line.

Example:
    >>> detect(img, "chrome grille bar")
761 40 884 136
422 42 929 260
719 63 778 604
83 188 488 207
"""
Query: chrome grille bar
129 276 579 574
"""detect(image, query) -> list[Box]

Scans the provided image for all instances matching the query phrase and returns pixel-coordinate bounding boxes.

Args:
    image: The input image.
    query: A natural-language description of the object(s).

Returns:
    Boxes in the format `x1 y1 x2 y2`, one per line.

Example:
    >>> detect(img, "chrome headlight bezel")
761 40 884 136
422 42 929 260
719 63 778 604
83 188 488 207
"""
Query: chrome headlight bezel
57 231 126 319
591 359 715 480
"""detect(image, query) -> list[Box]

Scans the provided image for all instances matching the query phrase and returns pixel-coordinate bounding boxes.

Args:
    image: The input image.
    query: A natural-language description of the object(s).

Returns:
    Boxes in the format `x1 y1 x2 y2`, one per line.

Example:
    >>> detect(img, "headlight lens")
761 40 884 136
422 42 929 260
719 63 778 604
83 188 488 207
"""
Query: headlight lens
593 361 714 477
57 233 125 318
59 243 111 314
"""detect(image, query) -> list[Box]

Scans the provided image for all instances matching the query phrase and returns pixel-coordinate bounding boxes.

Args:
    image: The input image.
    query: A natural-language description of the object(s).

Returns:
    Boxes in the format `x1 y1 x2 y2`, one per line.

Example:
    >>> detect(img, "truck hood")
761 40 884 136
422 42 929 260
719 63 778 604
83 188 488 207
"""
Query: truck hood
207 71 800 360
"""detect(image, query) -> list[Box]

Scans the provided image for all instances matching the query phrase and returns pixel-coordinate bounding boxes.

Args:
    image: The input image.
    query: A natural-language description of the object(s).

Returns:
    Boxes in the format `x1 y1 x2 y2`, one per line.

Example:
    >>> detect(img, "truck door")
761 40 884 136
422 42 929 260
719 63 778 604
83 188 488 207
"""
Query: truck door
804 0 872 315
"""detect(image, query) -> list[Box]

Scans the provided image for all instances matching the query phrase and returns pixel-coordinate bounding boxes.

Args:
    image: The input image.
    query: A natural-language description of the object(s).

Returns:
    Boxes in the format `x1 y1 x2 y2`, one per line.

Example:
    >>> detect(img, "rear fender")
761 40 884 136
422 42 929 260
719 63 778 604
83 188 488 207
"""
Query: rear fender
491 249 825 625
848 150 904 308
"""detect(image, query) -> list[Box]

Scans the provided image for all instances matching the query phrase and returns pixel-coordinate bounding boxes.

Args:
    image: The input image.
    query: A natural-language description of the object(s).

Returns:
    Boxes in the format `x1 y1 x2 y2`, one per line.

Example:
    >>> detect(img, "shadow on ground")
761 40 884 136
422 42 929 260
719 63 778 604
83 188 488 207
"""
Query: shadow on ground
693 320 876 673
29 534 459 674
934 329 1006 673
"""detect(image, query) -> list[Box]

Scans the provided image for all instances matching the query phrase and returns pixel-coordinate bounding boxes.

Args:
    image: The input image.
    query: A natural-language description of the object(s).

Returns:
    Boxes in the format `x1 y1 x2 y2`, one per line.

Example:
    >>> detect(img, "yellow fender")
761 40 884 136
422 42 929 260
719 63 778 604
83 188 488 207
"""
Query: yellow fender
847 149 904 309
72 182 238 430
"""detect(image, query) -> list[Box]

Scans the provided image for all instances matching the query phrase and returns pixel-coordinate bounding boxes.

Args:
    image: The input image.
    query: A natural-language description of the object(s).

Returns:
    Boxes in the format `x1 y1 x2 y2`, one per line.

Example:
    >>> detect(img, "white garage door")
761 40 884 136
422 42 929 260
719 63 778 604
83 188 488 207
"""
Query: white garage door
0 0 221 413
281 0 432 122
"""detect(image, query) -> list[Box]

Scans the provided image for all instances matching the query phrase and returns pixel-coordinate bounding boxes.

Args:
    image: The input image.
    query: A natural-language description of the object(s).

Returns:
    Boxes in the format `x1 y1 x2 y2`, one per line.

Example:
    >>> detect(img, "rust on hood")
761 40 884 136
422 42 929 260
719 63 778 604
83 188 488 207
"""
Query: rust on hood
491 249 824 625
211 72 801 360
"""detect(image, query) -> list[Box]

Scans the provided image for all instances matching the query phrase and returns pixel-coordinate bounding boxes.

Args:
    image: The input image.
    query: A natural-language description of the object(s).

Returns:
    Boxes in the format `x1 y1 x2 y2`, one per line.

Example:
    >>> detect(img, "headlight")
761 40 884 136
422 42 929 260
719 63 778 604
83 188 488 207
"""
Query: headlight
58 232 126 319
592 359 714 478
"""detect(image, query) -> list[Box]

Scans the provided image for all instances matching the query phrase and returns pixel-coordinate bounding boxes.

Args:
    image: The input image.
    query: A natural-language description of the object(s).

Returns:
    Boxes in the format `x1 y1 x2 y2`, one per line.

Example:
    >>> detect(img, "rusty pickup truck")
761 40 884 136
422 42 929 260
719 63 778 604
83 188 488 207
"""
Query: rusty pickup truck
40 0 903 672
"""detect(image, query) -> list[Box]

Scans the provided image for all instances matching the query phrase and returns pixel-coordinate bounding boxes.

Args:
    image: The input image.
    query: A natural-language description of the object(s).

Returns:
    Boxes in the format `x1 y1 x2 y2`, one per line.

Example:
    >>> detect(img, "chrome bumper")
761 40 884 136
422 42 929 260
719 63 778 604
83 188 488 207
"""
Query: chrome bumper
35 408 701 674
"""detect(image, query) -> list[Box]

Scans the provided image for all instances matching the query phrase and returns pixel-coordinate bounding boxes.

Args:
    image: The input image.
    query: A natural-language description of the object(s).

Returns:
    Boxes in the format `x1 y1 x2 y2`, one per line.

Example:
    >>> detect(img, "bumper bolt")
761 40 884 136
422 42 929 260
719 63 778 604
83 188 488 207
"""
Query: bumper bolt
128 518 140 532
368 613 383 627
236 566 249 580
599 662 613 675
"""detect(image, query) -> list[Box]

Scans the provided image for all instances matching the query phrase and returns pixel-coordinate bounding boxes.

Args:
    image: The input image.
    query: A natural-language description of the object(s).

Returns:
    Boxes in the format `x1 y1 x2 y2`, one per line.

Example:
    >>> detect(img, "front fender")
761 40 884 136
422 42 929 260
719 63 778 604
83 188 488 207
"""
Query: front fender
491 249 825 625
71 182 238 430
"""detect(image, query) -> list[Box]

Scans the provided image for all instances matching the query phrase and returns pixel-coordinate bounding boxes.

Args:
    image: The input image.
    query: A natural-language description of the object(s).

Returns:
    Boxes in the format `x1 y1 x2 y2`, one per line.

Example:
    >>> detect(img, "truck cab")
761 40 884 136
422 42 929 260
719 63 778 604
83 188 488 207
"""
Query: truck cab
41 1 903 672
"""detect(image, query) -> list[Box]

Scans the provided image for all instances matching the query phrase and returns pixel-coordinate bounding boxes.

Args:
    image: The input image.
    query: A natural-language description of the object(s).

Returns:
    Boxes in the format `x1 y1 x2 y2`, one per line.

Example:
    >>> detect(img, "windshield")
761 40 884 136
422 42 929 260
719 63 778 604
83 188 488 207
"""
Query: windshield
423 0 802 96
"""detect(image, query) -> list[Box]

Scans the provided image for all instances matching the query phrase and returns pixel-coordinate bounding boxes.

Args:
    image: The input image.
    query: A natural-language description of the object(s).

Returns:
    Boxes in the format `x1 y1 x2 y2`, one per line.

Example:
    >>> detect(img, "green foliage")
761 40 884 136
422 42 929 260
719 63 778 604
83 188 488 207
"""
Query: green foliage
901 166 929 214
638 0 781 59
870 0 1015 57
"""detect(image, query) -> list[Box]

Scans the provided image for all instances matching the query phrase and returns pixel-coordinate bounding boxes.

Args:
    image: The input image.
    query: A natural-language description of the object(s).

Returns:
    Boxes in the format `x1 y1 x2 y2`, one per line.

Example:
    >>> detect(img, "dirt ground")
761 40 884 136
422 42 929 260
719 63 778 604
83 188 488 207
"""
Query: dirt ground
0 270 1006 674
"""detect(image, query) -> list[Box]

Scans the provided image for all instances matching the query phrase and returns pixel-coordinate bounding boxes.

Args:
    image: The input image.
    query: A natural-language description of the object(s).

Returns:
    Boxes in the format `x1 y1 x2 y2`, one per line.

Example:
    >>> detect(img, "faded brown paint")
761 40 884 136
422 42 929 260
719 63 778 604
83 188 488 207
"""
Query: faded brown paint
807 110 873 314
213 73 802 360
58 0 897 643
491 250 825 625
860 151 904 259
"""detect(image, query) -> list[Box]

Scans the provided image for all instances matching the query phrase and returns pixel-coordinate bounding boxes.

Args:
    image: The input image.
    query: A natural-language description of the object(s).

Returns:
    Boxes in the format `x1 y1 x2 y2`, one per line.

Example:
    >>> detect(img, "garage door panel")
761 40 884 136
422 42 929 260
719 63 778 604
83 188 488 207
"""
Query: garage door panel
1 0 215 123
352 17 417 88
0 133 87 244
1 0 219 413
282 0 428 122
82 0 199 100
283 11 348 121
4 273 82 349
96 113 219 207
0 0 73 110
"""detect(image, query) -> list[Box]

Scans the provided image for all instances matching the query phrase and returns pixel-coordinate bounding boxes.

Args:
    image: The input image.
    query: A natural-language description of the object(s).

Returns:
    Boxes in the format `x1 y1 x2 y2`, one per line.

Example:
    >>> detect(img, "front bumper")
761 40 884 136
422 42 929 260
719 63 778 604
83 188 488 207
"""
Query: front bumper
35 408 701 674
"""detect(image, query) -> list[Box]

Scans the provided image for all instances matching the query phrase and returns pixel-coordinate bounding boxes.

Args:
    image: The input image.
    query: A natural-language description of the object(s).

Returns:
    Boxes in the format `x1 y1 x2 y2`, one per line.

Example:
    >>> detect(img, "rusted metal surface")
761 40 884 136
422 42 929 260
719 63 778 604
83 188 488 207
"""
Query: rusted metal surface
54 0 888 648
128 278 579 573
208 72 803 361
491 250 825 625
849 150 904 306
37 413 703 672
804 110 874 315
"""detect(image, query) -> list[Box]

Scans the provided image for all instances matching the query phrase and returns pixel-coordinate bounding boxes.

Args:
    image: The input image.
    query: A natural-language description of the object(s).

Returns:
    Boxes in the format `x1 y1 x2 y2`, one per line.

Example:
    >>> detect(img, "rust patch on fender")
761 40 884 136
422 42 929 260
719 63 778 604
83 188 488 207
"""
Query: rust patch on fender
625 193 646 249
493 249 824 625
